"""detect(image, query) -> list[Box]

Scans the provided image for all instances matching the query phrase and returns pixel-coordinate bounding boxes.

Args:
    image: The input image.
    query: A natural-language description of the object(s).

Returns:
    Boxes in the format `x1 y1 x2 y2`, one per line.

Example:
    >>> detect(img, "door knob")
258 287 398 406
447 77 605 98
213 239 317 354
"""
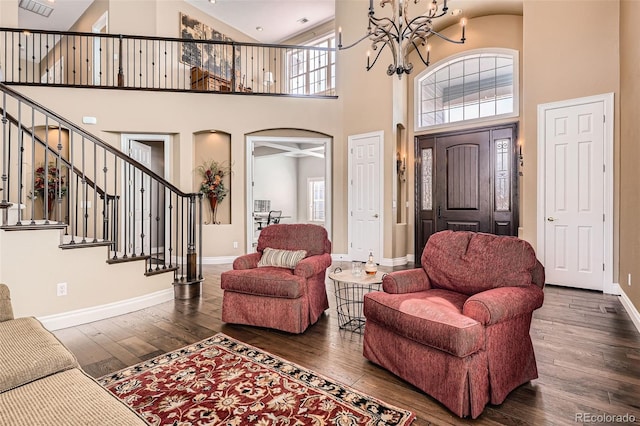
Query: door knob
373 214 379 218
547 217 555 222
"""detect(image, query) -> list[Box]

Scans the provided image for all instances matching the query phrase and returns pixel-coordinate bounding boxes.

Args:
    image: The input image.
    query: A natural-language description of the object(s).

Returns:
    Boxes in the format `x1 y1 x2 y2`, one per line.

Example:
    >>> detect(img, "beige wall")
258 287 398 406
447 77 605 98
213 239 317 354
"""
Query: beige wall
619 0 640 313
1 228 170 318
15 86 342 258
522 0 620 252
336 0 397 259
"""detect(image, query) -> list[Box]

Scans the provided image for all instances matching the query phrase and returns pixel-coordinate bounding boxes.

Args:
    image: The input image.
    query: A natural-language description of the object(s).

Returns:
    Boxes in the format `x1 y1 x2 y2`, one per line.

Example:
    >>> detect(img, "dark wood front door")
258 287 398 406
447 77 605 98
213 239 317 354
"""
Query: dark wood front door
415 124 518 263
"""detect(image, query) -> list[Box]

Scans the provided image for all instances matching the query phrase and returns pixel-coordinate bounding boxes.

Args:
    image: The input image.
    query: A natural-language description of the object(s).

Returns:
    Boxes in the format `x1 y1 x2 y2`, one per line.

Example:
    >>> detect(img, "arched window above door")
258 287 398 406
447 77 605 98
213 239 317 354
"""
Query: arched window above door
415 48 519 132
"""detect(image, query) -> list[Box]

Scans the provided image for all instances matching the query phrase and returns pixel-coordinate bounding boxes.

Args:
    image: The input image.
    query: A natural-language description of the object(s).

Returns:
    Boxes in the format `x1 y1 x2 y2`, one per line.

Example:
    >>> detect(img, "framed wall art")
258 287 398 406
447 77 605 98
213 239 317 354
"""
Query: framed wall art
180 12 239 82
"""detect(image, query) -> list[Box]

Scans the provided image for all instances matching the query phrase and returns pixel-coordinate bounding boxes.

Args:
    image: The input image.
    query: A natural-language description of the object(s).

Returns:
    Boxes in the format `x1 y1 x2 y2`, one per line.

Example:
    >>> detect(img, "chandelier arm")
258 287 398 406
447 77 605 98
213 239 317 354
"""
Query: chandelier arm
411 40 430 67
370 29 400 74
429 30 466 44
370 15 401 39
366 42 390 72
338 32 375 50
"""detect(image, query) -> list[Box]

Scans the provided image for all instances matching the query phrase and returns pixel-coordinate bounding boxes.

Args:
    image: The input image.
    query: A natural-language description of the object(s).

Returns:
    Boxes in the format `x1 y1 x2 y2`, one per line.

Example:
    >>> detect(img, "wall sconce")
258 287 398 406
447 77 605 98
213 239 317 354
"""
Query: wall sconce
396 152 406 182
518 141 524 176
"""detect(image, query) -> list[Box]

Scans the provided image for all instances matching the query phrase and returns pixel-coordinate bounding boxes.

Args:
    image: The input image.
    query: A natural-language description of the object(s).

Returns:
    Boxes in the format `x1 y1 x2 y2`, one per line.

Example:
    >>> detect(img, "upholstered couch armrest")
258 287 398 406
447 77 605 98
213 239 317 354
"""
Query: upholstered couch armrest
463 285 544 326
0 283 14 322
294 253 332 278
382 268 432 294
531 259 546 289
233 253 262 270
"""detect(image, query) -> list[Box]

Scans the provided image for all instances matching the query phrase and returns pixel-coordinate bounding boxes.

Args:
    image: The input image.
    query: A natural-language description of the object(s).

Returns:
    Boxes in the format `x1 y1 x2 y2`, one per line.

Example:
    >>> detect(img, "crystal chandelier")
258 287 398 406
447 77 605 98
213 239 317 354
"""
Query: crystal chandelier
338 0 466 78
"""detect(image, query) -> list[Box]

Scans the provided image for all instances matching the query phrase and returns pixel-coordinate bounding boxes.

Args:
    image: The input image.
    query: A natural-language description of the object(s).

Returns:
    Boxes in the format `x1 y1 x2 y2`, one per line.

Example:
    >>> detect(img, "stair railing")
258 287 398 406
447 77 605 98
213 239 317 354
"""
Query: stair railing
0 82 203 283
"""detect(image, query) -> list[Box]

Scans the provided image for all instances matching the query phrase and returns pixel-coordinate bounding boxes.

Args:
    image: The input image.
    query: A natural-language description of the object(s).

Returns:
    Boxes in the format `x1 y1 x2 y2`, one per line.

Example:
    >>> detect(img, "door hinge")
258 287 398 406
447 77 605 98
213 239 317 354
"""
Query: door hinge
603 214 605 222
603 164 606 173
603 115 606 123
603 263 605 271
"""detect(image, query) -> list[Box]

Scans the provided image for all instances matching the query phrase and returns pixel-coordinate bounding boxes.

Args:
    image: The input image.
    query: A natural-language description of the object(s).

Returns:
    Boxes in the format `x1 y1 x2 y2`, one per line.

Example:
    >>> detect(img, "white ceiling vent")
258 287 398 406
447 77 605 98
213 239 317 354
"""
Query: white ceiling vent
19 0 54 18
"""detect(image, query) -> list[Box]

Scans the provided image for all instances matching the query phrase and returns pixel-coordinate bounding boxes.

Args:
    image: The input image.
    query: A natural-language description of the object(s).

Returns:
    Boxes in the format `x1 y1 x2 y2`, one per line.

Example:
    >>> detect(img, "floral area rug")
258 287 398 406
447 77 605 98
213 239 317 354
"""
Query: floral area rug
99 333 415 425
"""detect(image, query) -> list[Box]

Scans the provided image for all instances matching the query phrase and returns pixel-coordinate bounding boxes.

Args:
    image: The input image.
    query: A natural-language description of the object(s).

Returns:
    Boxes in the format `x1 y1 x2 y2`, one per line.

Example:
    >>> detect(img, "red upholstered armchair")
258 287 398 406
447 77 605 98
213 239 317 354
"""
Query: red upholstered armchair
363 230 545 419
221 224 332 334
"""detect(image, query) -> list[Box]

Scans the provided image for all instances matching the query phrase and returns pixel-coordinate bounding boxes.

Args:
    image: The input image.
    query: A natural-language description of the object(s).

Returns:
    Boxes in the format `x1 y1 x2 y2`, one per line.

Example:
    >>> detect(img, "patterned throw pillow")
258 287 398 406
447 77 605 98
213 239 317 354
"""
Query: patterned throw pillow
258 247 307 269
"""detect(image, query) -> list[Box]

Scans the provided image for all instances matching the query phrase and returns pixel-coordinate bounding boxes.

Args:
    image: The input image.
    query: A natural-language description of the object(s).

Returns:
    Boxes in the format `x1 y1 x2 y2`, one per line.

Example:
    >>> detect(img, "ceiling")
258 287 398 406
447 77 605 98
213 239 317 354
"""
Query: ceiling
18 0 94 32
185 0 335 44
17 0 523 44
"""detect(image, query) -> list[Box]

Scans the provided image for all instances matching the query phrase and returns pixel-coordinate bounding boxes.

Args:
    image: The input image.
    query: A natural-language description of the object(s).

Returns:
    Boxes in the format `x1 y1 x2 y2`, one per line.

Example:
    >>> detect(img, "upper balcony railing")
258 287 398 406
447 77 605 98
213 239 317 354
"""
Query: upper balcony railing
0 27 336 97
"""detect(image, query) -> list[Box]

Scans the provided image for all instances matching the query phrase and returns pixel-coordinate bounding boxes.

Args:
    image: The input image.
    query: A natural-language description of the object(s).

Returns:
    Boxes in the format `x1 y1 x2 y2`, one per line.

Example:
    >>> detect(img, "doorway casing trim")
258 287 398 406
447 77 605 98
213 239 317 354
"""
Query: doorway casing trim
536 92 616 294
245 135 332 253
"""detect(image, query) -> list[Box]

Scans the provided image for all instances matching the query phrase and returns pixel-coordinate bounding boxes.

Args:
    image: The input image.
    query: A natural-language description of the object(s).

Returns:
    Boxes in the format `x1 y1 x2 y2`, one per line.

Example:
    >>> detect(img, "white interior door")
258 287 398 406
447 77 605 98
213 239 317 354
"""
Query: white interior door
127 140 152 256
349 131 383 263
541 100 606 291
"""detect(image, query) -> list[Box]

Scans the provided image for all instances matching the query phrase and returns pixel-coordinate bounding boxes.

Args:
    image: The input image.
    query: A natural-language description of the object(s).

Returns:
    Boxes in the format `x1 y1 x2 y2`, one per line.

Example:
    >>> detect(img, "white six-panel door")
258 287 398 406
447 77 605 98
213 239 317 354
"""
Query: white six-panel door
540 98 607 291
349 131 383 263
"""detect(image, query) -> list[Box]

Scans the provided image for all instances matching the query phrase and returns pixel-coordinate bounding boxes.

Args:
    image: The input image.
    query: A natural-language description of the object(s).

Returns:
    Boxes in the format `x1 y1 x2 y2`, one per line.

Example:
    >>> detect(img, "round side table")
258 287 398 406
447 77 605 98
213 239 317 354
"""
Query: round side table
328 269 385 333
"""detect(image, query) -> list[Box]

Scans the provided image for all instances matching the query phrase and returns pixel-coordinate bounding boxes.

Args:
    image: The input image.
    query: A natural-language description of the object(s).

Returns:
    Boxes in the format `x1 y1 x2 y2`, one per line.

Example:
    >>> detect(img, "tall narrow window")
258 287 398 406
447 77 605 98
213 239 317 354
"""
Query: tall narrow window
415 49 518 131
308 178 325 222
421 148 433 211
495 138 511 211
288 34 335 96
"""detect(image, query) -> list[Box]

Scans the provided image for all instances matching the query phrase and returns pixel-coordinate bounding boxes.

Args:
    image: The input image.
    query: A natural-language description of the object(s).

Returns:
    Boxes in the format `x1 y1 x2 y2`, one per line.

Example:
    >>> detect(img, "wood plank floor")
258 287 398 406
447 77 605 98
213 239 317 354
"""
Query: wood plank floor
53 264 640 426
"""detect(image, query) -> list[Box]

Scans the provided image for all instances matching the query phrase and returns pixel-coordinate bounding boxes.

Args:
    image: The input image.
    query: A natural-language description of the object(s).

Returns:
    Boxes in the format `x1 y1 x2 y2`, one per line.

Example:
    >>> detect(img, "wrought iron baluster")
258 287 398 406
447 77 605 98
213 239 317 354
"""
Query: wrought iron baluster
29 108 36 224
92 142 97 241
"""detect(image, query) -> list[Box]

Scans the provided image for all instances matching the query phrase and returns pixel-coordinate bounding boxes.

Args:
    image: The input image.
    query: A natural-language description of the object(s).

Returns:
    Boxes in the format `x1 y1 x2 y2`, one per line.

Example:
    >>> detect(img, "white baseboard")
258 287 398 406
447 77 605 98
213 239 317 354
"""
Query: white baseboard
381 256 410 267
38 288 174 331
201 256 237 265
331 253 349 262
407 254 415 263
619 289 640 335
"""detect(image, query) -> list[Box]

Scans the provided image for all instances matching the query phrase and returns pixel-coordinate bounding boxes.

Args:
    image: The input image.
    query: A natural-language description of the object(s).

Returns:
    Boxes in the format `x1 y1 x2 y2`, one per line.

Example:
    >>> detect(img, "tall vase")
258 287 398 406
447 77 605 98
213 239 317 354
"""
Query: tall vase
208 195 218 224
46 195 55 220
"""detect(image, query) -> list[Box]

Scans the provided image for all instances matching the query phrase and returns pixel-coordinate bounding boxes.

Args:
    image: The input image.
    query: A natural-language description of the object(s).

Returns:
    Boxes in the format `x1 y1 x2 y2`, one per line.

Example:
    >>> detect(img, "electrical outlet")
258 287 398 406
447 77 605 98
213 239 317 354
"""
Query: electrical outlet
628 273 632 287
233 241 238 249
56 282 67 296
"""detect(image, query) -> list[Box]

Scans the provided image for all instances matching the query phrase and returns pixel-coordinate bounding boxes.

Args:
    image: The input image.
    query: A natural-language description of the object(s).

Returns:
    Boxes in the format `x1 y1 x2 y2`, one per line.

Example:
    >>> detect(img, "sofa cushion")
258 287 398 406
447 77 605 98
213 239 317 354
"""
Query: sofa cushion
257 224 330 256
364 289 484 357
0 368 147 425
423 231 537 296
221 267 306 298
0 317 79 393
258 247 307 269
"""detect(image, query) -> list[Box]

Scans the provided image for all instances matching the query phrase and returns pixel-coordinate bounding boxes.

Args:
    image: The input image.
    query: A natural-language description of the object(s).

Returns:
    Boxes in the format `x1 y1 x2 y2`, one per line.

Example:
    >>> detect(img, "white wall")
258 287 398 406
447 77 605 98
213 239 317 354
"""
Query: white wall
297 156 325 222
254 155 298 222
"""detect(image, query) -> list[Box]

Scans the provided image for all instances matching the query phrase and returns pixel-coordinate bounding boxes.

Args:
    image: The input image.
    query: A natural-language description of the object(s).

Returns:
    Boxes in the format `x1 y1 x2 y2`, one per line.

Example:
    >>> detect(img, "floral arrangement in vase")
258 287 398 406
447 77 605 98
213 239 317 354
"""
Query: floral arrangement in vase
30 162 67 219
196 159 231 224
33 163 68 199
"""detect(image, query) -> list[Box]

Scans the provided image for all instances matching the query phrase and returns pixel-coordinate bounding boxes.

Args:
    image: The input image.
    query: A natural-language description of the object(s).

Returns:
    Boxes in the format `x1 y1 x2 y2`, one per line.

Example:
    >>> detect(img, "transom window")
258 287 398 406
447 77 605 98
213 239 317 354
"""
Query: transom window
415 49 518 131
288 34 336 96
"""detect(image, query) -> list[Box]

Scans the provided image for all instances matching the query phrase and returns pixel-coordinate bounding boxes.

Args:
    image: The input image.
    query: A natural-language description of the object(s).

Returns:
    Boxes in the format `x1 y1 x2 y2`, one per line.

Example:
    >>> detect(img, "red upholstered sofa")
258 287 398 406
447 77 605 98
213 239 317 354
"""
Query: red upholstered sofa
363 230 545 418
221 224 332 334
